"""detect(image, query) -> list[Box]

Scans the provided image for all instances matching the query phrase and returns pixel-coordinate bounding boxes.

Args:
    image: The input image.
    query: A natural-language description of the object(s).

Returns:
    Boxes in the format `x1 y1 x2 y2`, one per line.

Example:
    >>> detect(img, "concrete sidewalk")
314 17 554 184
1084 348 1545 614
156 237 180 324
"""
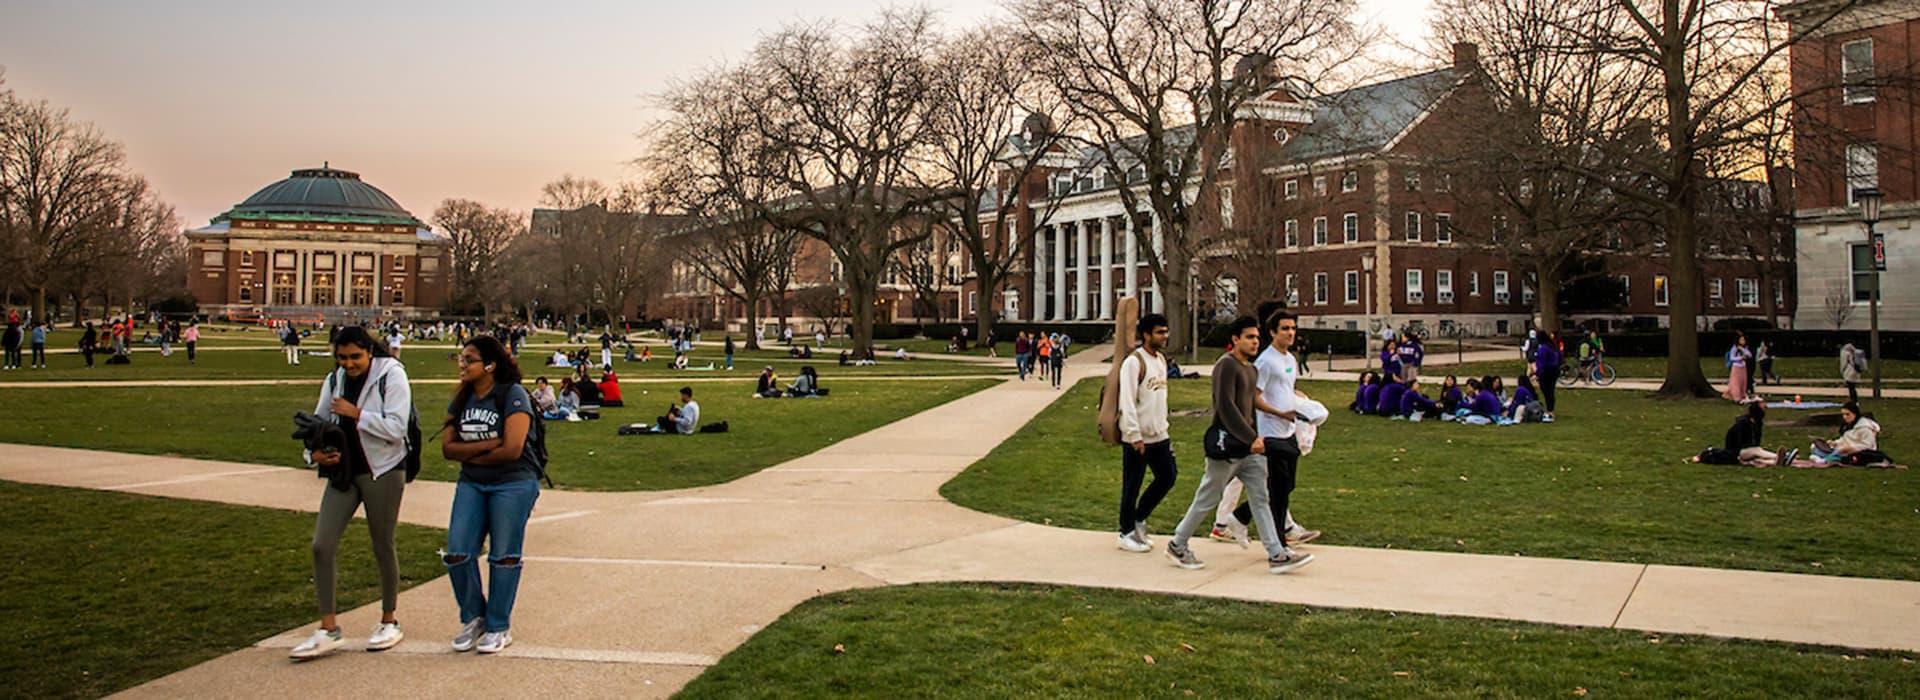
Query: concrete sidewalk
1 361 1916 698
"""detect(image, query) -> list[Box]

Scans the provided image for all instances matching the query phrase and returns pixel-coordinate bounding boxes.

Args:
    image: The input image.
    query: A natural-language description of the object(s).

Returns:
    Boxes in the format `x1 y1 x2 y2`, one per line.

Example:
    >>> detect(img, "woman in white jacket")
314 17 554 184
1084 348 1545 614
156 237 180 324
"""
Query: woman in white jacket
290 326 414 660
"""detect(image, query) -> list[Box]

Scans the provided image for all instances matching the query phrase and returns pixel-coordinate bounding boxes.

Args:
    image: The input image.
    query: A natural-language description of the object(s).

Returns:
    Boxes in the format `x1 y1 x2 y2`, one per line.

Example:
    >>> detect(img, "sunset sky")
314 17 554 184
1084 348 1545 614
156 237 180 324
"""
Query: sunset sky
1 0 1434 229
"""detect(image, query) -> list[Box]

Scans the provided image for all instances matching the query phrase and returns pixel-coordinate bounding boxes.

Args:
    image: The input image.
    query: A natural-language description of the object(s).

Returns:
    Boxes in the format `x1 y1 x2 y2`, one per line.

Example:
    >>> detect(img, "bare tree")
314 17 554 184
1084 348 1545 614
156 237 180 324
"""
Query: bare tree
737 10 947 357
0 92 132 320
434 198 524 319
1823 285 1855 330
540 175 612 210
1012 0 1360 355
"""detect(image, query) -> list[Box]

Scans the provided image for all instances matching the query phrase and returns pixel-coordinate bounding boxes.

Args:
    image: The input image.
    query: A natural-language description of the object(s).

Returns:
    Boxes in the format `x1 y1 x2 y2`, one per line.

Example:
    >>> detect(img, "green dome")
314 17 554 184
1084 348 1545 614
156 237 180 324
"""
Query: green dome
217 166 420 226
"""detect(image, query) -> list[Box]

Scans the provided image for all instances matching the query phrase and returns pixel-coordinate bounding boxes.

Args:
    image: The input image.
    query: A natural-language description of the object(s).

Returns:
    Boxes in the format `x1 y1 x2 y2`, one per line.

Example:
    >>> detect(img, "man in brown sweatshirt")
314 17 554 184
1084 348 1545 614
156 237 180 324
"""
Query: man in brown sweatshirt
1165 316 1300 574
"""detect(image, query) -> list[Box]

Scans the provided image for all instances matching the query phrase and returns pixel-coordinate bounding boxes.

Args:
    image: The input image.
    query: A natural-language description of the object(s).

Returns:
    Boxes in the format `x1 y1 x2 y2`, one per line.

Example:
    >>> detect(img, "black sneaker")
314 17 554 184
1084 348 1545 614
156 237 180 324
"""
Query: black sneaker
1166 542 1204 570
1268 548 1314 574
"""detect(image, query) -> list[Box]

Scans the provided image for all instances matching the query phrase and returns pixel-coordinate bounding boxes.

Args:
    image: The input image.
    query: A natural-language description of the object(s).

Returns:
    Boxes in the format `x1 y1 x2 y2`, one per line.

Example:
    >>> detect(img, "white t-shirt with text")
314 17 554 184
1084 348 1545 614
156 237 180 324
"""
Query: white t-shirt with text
1254 345 1299 439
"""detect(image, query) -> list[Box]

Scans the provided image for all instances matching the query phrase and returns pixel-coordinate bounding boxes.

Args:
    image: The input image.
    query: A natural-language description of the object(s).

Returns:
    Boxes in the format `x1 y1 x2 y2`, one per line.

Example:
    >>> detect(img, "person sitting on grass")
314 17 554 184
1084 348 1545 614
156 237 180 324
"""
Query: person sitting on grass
788 366 820 397
1506 373 1545 422
1349 371 1377 413
895 346 910 361
550 350 571 368
1398 378 1442 421
597 368 623 407
530 377 558 415
547 379 581 421
1440 375 1464 414
1724 401 1791 466
1810 401 1883 465
655 387 700 435
1376 376 1408 417
1463 379 1503 422
756 366 781 397
639 345 653 362
670 352 689 370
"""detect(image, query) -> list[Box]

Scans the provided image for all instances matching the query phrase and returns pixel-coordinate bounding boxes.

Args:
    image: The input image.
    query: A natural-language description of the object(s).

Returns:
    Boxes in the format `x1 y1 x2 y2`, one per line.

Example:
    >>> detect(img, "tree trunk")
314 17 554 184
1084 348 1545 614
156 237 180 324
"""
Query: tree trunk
1535 262 1562 333
1656 204 1716 398
848 283 877 358
31 286 48 325
974 270 998 347
742 290 763 351
1164 277 1192 361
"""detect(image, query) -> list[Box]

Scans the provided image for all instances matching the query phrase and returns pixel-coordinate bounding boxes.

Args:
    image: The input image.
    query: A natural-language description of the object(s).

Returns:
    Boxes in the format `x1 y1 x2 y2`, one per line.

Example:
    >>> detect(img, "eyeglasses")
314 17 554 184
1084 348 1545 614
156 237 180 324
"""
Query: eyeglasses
456 356 481 366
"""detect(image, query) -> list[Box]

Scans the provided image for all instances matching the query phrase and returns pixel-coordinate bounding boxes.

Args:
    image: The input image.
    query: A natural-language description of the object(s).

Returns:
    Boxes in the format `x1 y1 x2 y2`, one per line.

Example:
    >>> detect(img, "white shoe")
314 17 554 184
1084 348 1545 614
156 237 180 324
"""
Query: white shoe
367 622 404 651
1117 532 1151 553
1133 521 1153 547
289 627 345 660
476 630 513 654
451 618 486 652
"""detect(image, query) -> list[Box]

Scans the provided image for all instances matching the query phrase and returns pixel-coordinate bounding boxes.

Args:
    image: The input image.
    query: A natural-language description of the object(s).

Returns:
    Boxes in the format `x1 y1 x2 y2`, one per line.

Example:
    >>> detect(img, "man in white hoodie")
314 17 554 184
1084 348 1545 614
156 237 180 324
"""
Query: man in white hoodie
1115 314 1176 552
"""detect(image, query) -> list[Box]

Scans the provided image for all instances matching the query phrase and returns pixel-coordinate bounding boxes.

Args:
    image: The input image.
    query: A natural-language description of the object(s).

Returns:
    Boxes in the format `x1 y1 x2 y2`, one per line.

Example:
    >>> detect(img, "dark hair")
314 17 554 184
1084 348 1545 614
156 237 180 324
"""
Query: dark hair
1138 313 1170 338
680 386 694 397
1442 375 1457 388
445 335 521 430
331 325 391 358
1228 315 1260 340
1264 308 1297 333
1746 402 1766 421
1516 373 1537 396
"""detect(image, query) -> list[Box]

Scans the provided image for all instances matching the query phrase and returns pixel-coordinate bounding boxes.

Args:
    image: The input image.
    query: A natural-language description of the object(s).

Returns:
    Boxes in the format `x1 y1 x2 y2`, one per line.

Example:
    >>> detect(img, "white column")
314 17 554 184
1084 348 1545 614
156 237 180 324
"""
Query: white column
1149 213 1164 313
1075 220 1091 319
1053 223 1069 321
1032 225 1047 322
1124 214 1139 301
1100 217 1114 320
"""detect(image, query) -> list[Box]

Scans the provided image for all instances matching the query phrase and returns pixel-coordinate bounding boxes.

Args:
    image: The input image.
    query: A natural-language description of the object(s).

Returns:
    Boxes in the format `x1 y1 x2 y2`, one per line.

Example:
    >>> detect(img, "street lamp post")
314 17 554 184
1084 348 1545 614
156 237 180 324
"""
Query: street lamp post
1362 252 1376 370
1855 187 1884 399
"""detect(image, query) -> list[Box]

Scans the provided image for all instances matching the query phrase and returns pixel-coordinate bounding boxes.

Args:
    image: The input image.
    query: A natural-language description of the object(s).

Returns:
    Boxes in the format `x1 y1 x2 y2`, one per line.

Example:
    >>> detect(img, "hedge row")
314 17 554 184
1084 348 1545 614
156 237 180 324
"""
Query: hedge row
1597 330 1920 360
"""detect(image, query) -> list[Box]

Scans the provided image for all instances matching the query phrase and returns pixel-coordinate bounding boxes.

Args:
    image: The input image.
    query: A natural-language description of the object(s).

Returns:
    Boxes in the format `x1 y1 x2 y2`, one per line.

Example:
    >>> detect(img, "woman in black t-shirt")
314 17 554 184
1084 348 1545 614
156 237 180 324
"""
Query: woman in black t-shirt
440 335 541 655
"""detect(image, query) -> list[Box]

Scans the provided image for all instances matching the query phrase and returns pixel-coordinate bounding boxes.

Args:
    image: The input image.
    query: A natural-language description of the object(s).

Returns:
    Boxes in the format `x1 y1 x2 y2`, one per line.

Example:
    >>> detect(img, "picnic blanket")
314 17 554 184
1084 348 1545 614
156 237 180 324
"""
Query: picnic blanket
1763 400 1842 409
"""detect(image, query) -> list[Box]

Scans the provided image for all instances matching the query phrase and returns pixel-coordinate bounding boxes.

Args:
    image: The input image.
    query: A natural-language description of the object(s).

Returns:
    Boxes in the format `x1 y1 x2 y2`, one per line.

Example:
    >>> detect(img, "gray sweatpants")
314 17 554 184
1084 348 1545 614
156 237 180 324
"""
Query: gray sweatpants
1172 454 1284 558
313 468 406 616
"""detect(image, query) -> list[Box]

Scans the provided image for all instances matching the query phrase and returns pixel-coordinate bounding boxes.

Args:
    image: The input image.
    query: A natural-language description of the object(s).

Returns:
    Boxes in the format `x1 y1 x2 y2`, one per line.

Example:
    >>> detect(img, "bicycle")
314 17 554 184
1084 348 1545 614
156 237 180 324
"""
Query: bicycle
1559 356 1617 386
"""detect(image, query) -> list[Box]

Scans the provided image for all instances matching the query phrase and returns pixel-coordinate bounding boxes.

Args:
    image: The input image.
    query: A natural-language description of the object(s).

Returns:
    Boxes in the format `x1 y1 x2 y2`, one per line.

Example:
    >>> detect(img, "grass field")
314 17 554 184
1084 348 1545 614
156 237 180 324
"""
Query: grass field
0 379 997 491
943 377 1920 580
679 583 1920 698
1 480 445 699
0 343 1000 383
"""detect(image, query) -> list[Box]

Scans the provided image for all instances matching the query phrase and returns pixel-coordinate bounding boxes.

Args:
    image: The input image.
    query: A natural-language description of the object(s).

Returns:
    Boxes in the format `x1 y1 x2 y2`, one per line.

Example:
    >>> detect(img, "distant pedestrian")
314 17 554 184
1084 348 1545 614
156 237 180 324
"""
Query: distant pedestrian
1841 342 1866 403
1756 340 1779 386
1531 331 1562 417
1115 314 1176 553
282 321 302 365
386 329 405 359
2 320 22 370
79 322 98 369
1049 338 1066 389
1014 332 1032 381
1722 334 1752 403
183 321 200 364
724 336 736 370
30 321 49 369
600 331 615 369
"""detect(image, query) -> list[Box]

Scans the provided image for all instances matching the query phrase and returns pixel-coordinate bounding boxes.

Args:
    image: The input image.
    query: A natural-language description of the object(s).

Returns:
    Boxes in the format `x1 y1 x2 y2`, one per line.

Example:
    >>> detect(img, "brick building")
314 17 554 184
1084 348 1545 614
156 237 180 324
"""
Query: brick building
1782 0 1919 331
186 166 451 321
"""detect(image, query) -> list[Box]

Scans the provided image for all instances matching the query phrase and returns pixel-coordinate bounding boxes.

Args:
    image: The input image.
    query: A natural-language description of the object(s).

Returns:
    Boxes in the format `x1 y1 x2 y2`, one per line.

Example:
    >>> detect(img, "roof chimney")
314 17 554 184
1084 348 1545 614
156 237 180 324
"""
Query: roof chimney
1453 42 1479 71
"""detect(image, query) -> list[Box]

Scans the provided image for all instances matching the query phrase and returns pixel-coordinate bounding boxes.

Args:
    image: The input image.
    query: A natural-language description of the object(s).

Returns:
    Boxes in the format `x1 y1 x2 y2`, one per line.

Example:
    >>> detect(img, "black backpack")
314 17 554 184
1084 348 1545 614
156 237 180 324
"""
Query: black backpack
328 370 424 482
493 386 552 487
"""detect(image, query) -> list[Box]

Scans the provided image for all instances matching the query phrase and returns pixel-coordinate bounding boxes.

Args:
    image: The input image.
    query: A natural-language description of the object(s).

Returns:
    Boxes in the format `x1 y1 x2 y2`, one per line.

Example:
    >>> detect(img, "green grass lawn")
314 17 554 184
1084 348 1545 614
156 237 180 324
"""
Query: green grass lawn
944 378 1920 580
0 343 1000 383
1 480 445 699
872 338 1001 357
1429 356 1920 384
0 379 996 491
680 583 1920 698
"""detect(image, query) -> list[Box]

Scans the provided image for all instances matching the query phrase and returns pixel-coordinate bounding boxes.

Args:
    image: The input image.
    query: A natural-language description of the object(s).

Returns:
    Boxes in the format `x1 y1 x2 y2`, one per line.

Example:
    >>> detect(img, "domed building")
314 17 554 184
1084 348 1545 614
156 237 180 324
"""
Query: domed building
187 165 451 321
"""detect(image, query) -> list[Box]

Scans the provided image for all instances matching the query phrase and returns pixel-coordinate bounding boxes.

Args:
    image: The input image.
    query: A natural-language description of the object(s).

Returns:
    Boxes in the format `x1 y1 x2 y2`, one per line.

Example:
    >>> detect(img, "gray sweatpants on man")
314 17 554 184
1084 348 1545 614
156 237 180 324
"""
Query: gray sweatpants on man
1171 454 1284 558
312 469 407 616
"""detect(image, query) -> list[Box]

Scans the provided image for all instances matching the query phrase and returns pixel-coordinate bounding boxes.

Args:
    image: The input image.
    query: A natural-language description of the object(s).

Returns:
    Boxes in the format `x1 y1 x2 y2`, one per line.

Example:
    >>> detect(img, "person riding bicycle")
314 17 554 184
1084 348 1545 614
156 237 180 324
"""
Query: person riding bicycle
1577 330 1605 375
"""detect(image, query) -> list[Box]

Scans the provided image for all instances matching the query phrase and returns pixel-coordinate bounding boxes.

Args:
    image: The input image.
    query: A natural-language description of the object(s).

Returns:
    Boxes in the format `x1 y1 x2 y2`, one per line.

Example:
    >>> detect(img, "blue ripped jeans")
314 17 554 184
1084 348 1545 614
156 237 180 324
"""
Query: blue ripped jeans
445 478 539 632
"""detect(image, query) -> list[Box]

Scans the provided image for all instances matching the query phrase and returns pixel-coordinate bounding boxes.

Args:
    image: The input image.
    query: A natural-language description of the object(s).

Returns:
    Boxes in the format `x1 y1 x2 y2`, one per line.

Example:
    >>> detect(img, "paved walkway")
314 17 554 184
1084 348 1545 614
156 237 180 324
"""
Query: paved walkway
2 353 1918 698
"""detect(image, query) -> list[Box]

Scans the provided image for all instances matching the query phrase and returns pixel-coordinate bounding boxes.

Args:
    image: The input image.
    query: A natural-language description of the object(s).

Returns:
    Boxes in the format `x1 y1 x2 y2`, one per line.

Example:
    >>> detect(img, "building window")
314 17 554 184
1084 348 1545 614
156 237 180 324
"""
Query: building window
1436 173 1451 192
1469 271 1481 297
1774 279 1785 306
1312 217 1328 246
1404 170 1420 191
1493 270 1509 304
1284 179 1298 200
1313 175 1327 196
1314 273 1329 305
1344 270 1360 305
1851 243 1875 302
1284 273 1299 305
201 250 222 267
1436 270 1453 304
1405 211 1422 242
1847 144 1878 203
1340 171 1358 192
238 283 253 303
1523 279 1536 305
351 274 374 306
1614 275 1626 306
968 291 978 316
1435 213 1452 244
393 256 406 271
392 287 406 305
1405 269 1423 304
312 274 335 306
1654 275 1669 306
1284 219 1299 248
1737 278 1759 307
1342 213 1358 244
1708 278 1723 307
1842 38 1874 104
240 251 254 267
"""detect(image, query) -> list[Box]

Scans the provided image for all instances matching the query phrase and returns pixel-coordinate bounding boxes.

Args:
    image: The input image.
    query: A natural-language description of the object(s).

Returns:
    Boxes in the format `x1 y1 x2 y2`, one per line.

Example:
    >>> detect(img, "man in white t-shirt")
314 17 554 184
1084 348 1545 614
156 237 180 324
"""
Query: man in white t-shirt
1246 310 1312 570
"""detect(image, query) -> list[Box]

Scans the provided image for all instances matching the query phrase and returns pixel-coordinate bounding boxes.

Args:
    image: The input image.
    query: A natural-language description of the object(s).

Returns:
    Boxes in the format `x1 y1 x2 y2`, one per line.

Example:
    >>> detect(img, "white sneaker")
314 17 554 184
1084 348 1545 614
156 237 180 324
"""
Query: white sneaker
475 630 513 654
367 622 404 651
451 618 486 652
1133 522 1153 547
1117 532 1151 553
289 627 345 660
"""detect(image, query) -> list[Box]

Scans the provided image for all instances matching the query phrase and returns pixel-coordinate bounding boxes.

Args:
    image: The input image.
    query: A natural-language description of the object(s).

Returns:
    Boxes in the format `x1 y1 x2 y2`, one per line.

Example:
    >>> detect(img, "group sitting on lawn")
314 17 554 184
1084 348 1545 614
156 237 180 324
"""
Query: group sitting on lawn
1697 400 1893 468
1350 372 1550 425
755 365 826 398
